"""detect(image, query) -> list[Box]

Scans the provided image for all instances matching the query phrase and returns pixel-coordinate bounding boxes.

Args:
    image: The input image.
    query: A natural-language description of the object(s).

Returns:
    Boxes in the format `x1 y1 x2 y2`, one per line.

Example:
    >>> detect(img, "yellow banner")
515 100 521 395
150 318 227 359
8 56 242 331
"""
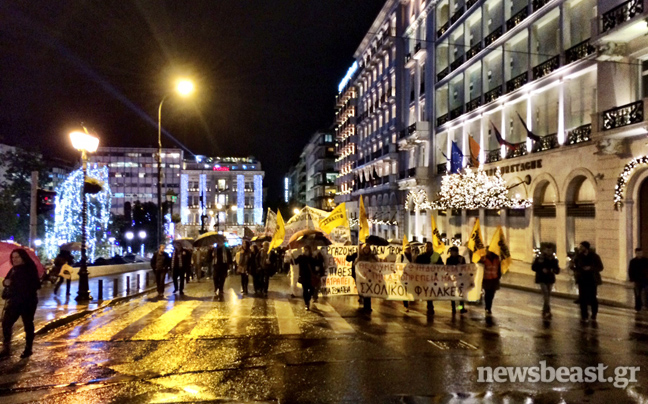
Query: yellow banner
319 203 348 234
430 214 446 254
488 226 512 274
467 218 486 263
402 234 408 251
268 210 285 251
359 196 369 243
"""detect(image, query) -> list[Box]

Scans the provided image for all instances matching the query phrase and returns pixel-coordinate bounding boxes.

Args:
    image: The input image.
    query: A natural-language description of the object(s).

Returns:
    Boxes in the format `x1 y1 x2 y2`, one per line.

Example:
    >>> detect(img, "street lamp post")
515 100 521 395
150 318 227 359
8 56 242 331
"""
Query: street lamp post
138 230 147 257
157 79 194 246
69 130 99 302
125 231 134 253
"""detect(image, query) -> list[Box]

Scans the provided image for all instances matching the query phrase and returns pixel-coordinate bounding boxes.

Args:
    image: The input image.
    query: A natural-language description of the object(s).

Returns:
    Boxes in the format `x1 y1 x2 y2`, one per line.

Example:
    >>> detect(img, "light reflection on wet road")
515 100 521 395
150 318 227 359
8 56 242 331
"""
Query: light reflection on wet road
1 274 648 403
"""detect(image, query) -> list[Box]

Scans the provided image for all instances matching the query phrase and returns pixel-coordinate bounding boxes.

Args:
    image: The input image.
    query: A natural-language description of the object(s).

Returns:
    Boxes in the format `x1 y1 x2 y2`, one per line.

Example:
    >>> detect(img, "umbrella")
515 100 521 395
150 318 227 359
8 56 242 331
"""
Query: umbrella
0 242 46 278
193 232 226 248
173 238 194 249
251 235 272 244
365 235 389 246
59 242 82 251
288 229 332 249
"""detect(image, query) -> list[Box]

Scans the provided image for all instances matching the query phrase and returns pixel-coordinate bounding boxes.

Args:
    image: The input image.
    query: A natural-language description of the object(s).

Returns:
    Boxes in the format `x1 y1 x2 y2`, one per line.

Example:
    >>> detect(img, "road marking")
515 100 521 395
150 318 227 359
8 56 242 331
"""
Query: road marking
312 302 355 334
225 296 255 336
131 301 202 340
275 299 301 335
498 306 541 317
78 301 164 341
187 303 229 338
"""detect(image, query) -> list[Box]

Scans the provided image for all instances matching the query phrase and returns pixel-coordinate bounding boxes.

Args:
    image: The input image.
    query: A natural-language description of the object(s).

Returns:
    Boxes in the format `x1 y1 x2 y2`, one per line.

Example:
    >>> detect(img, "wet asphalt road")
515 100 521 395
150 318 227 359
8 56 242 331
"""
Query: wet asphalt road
1 274 648 403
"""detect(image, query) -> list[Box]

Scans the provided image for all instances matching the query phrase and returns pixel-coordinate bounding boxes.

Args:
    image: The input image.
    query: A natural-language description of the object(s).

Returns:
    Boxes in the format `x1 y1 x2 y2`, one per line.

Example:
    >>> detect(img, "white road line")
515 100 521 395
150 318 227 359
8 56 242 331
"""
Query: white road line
78 301 165 342
132 301 202 340
275 299 301 335
498 306 542 317
312 302 355 334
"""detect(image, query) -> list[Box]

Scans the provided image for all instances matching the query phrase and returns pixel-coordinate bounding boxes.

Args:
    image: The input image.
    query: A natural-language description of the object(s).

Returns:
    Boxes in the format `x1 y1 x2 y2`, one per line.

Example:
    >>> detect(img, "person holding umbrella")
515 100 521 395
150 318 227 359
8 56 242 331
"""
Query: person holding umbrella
295 245 317 310
235 241 252 295
213 242 232 300
171 244 185 295
53 250 74 296
150 244 170 298
1 248 41 359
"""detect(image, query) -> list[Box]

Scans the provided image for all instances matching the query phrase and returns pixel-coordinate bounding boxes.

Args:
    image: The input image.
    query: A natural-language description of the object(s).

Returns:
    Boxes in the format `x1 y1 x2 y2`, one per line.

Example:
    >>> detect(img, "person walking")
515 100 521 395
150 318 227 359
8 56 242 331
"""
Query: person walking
295 245 316 310
481 250 502 316
171 245 185 295
213 243 232 300
629 248 648 311
415 241 444 315
311 250 325 303
446 246 468 315
182 248 193 283
249 244 262 295
258 242 272 298
288 248 301 298
53 252 73 296
573 241 604 322
531 246 560 319
396 245 414 311
235 241 251 295
355 244 378 312
1 248 41 359
151 244 170 298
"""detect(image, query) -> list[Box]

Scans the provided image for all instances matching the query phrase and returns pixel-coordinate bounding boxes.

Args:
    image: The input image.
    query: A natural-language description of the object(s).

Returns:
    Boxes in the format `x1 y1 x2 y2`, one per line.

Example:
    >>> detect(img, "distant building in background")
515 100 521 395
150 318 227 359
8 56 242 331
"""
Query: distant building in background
286 153 306 207
179 156 264 238
44 157 74 191
304 131 337 211
335 62 358 206
89 147 184 215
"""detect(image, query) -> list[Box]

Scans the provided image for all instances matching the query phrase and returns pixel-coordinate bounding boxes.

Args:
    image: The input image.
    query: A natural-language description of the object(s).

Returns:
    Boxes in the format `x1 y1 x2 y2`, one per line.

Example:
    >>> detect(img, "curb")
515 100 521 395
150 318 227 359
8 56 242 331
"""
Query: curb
500 282 634 310
35 281 172 336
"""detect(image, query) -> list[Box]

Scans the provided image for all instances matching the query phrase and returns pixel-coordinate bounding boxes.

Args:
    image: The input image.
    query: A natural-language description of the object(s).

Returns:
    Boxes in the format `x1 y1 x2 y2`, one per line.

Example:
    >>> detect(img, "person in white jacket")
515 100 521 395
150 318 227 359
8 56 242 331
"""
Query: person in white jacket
288 248 302 298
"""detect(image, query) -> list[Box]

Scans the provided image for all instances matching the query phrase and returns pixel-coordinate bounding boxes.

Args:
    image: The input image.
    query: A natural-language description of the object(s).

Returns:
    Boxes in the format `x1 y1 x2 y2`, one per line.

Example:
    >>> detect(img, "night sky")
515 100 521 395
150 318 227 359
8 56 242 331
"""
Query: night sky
0 1 385 207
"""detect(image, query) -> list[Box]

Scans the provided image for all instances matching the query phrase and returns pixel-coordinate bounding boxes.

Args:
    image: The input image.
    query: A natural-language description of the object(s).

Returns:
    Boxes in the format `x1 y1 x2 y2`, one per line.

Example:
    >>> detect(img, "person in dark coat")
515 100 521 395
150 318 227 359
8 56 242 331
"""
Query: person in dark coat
1 248 41 359
346 250 360 303
628 248 648 311
235 242 252 295
182 248 193 283
249 244 262 295
446 246 468 314
295 245 316 310
171 245 185 295
572 241 603 321
415 242 444 315
531 246 560 318
151 244 170 298
481 250 502 316
213 243 232 300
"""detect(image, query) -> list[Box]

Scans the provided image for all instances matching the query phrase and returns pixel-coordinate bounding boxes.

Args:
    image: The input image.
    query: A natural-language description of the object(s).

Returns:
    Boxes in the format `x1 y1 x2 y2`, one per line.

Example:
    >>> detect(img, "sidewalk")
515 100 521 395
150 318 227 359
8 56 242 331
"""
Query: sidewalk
500 270 635 309
1 268 168 336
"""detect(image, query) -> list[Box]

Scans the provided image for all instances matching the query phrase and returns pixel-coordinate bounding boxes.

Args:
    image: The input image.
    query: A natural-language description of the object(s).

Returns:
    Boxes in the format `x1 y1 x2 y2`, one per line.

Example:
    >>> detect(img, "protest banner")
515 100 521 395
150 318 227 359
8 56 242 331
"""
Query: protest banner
282 206 350 247
319 244 358 296
356 261 483 301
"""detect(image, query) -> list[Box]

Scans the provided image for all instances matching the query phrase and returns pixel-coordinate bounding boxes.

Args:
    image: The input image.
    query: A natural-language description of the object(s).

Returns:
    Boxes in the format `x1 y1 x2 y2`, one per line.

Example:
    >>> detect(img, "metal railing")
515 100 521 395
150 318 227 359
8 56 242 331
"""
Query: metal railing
532 55 560 80
437 66 450 81
602 101 643 130
466 96 481 112
506 72 528 93
484 26 503 45
437 114 449 127
506 8 529 30
565 38 595 63
602 0 643 32
485 86 503 103
566 124 592 144
531 133 559 152
486 149 502 163
505 142 528 159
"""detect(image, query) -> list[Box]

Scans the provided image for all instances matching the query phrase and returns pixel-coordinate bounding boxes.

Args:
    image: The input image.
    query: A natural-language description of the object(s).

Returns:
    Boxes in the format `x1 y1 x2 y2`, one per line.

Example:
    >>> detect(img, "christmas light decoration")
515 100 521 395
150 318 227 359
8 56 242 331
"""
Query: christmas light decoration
405 167 532 211
180 174 189 224
614 155 648 210
44 166 112 262
237 174 244 224
254 174 263 224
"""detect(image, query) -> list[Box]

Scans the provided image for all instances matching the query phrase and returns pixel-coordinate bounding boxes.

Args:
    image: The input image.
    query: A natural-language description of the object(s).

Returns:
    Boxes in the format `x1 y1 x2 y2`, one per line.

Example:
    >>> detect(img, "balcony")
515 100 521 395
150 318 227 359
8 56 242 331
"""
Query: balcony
450 106 464 120
601 0 644 33
466 43 482 60
602 101 644 130
437 163 448 175
437 66 450 81
466 96 481 112
486 149 502 163
531 133 560 152
484 26 503 46
505 142 528 159
485 86 503 103
451 7 465 24
414 42 422 54
437 21 450 38
506 72 528 93
567 124 592 144
532 55 560 80
437 114 449 127
506 8 529 30
565 39 596 63
450 55 465 70
532 0 550 11
466 0 478 8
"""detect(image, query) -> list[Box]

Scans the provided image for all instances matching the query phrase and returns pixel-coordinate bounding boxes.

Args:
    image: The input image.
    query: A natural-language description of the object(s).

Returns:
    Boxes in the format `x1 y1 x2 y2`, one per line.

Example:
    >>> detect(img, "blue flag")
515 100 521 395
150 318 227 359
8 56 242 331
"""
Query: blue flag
450 141 464 174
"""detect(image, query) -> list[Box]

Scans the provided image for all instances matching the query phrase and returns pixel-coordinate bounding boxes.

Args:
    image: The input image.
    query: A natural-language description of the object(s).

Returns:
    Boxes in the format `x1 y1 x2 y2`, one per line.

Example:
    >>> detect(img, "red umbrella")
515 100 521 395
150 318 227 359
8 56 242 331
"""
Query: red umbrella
0 242 46 278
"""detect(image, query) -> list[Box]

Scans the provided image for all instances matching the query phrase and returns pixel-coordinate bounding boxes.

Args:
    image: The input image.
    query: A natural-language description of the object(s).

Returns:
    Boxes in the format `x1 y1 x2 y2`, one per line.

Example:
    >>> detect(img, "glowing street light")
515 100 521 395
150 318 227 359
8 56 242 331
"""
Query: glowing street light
293 208 300 216
69 128 100 302
125 231 134 240
138 230 147 239
157 78 196 246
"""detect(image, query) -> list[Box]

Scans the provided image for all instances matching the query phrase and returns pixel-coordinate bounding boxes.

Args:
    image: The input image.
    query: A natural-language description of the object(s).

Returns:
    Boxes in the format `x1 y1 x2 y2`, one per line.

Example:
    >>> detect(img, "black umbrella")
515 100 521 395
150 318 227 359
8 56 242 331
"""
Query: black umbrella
193 232 226 247
173 238 194 249
365 235 389 246
288 229 332 249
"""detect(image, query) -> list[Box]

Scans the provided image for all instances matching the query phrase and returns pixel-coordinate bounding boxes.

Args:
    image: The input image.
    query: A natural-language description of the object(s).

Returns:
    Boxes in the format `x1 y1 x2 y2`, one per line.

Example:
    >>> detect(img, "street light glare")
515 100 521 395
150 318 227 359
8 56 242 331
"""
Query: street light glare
176 79 195 97
138 230 147 239
69 131 99 153
125 231 134 240
293 208 300 215
216 203 223 210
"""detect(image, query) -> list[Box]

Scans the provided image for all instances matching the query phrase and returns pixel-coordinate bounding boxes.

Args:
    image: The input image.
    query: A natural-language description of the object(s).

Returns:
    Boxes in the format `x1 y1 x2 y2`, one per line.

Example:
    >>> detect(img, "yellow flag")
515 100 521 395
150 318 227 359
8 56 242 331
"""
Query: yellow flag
467 218 486 263
319 203 348 234
359 196 369 243
488 226 512 274
268 211 285 251
430 214 446 254
402 235 409 251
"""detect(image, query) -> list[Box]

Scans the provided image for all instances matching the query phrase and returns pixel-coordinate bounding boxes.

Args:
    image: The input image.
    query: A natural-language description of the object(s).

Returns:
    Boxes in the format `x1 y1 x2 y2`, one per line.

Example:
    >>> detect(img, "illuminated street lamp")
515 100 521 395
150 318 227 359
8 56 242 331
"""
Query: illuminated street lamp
69 129 99 302
157 78 195 246
293 208 300 216
138 230 147 257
